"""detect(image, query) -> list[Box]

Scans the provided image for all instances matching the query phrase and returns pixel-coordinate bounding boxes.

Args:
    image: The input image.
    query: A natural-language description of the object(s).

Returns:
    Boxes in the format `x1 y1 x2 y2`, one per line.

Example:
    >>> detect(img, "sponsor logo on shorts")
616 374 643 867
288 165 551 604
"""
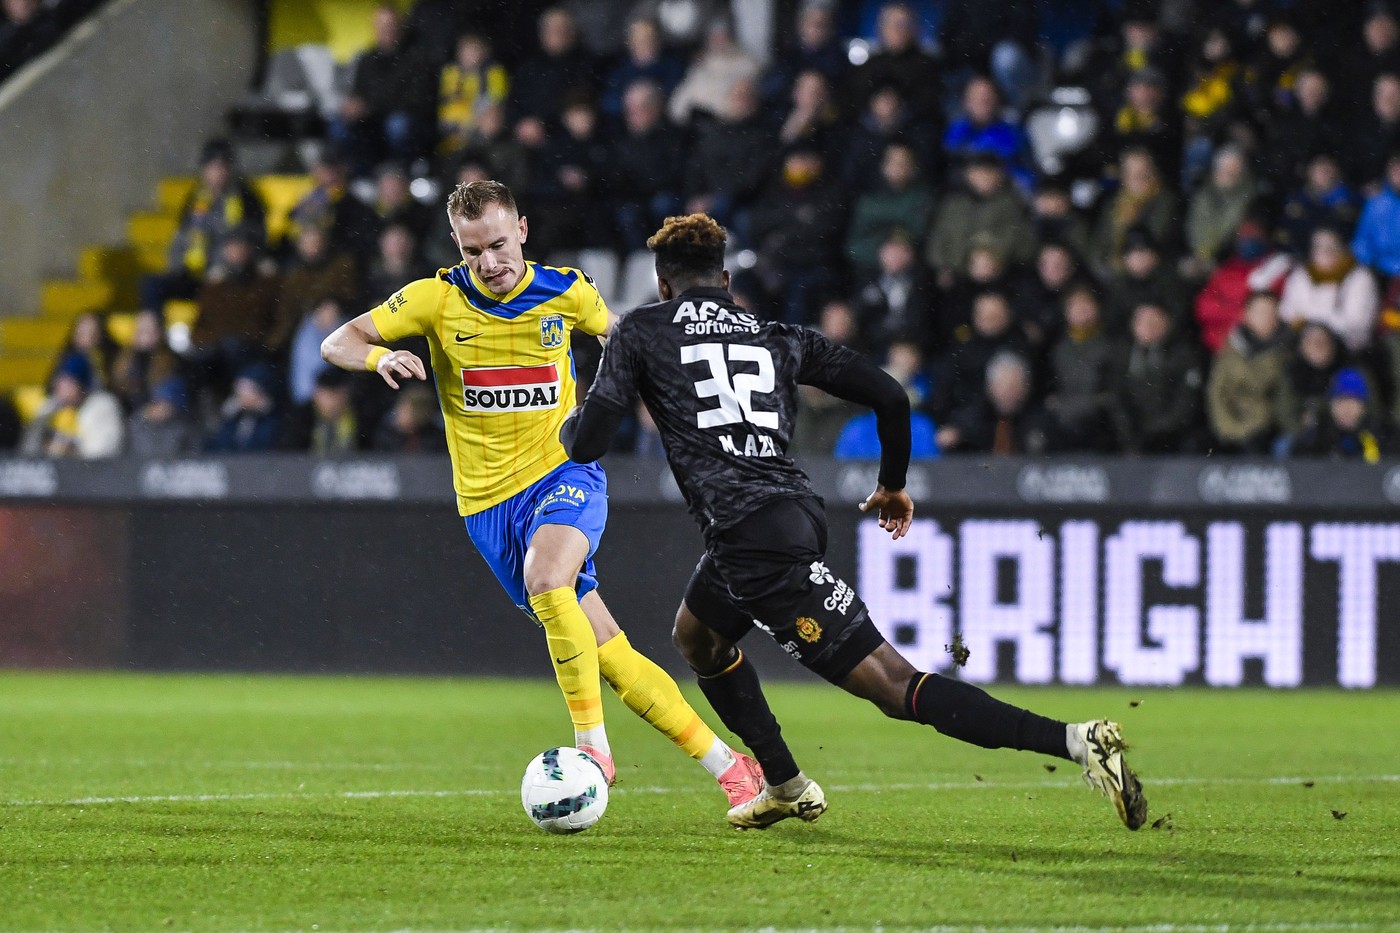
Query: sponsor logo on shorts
540 314 564 348
809 561 856 615
462 363 560 412
795 616 822 643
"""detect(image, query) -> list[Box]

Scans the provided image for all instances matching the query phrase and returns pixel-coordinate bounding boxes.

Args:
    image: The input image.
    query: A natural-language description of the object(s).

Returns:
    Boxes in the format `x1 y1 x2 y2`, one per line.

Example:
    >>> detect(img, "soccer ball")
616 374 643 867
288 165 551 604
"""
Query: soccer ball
520 746 609 834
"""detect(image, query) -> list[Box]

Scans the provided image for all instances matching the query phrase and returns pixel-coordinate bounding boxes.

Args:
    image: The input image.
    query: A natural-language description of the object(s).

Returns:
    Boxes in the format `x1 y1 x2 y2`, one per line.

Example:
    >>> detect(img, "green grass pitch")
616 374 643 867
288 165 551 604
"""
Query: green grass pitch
1 672 1397 932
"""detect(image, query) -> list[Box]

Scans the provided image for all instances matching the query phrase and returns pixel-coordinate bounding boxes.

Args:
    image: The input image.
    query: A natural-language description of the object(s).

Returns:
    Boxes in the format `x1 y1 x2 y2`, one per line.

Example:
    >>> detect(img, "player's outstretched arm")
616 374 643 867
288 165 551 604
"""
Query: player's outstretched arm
321 312 426 389
559 401 627 463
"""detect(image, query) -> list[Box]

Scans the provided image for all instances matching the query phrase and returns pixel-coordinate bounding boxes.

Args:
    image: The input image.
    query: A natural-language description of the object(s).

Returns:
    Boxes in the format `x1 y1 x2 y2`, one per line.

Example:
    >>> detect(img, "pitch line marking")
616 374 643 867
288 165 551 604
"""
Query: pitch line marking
4 773 1398 808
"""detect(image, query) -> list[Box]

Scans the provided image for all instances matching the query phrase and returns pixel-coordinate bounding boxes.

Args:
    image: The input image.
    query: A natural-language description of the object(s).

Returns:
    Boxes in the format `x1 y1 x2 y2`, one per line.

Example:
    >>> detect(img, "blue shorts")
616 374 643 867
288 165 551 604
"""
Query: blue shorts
464 459 608 619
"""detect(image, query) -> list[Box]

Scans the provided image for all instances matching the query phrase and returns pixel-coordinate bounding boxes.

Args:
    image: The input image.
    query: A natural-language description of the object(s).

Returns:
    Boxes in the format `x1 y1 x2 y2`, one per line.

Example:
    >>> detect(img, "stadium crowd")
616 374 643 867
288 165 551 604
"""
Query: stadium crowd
11 0 1400 462
0 0 105 80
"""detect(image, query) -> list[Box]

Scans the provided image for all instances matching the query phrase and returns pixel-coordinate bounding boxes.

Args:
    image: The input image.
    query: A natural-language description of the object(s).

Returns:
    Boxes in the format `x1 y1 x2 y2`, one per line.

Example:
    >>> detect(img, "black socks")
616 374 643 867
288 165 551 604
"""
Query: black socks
695 650 801 785
905 672 1071 761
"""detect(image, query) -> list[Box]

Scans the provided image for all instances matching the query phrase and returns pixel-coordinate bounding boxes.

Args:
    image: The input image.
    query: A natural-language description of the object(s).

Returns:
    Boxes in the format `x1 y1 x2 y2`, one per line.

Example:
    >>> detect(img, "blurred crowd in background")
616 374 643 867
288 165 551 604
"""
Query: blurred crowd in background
10 0 1400 463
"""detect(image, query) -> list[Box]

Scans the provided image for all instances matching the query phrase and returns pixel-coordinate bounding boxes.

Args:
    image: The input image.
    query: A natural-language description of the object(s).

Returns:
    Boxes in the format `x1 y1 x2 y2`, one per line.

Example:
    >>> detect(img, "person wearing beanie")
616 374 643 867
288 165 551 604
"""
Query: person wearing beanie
1289 366 1397 461
20 352 124 458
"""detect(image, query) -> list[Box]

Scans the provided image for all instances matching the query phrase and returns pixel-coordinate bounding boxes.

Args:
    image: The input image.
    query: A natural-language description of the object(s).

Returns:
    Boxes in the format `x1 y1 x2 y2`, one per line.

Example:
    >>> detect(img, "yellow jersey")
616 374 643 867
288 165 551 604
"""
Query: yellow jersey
369 260 610 516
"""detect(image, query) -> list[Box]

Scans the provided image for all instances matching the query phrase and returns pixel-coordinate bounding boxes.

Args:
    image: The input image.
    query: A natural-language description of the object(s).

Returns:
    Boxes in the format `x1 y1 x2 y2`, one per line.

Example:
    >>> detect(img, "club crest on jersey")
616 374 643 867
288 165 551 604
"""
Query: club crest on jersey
795 616 822 643
462 363 560 412
540 314 564 349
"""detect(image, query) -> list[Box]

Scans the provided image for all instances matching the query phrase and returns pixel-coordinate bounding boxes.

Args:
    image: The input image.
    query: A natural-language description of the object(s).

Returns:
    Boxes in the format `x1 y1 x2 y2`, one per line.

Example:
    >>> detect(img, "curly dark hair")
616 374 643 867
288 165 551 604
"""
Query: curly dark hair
646 213 727 287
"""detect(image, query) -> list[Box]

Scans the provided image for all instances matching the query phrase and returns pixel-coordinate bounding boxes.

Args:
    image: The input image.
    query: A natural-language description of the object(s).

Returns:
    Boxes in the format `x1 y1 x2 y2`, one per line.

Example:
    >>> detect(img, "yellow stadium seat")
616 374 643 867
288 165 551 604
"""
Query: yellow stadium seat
0 355 53 390
106 312 137 348
163 300 199 329
254 174 315 245
0 318 69 353
12 384 47 423
158 176 197 215
40 280 113 319
267 0 413 63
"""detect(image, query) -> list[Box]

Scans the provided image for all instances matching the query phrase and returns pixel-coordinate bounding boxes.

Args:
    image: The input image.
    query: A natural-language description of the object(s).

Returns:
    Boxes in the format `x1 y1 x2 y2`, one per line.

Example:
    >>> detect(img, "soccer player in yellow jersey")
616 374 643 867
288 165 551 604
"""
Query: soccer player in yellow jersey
320 180 764 813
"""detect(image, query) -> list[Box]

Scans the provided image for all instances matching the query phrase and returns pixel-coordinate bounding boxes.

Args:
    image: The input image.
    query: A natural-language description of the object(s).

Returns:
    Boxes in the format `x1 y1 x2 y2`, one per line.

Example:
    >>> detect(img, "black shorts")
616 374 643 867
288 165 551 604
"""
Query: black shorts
683 496 885 684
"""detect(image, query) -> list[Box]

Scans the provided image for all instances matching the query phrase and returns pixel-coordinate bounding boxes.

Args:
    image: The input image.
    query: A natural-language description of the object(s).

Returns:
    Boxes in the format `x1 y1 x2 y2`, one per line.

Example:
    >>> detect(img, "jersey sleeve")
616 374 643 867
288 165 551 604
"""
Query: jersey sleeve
368 278 443 342
792 325 862 388
586 311 640 413
573 270 611 336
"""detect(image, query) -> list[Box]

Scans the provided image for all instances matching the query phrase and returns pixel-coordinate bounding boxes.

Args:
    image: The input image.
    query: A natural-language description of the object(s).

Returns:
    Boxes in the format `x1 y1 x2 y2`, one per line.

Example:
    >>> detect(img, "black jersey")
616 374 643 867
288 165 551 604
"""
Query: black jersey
586 287 863 532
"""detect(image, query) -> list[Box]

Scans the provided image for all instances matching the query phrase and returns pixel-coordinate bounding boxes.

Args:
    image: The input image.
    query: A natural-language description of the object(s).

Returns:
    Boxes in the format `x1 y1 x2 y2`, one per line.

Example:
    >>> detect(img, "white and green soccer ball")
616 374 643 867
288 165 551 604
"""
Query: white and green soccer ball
520 746 609 834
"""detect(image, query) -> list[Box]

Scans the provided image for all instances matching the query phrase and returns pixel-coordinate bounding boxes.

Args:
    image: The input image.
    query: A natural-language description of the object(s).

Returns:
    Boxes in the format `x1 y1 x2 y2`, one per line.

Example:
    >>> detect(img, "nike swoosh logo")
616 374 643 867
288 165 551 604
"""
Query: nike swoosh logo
540 505 575 516
455 332 481 342
555 652 584 665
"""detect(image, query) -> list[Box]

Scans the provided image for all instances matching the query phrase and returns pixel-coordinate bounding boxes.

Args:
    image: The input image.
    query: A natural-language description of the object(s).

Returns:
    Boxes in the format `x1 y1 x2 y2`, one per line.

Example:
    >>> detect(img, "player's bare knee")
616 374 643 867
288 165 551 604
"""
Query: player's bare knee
523 565 574 598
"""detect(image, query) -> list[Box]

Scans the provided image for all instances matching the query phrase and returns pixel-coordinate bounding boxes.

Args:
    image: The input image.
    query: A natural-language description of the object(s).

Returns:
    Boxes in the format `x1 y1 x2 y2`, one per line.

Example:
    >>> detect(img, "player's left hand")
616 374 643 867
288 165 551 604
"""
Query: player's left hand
859 485 913 540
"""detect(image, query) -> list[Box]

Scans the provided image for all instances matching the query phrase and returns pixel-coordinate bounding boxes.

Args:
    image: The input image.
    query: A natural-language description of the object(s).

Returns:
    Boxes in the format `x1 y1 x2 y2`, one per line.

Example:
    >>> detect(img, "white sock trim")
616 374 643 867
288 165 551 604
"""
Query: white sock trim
699 736 736 779
575 726 610 757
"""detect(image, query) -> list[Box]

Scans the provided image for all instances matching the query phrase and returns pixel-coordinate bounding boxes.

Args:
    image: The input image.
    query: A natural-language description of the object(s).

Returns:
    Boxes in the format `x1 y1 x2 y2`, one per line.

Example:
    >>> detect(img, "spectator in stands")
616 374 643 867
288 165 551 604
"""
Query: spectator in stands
288 149 380 260
938 351 1051 455
452 102 530 195
1351 73 1400 186
1108 302 1205 454
190 229 281 398
51 312 114 391
363 223 418 310
847 2 942 124
1352 152 1400 279
529 94 613 255
1206 291 1293 454
1289 367 1396 461
126 377 196 458
632 0 730 53
272 226 358 352
1280 226 1380 352
926 152 1036 287
1279 153 1359 255
750 144 847 325
794 301 867 454
1104 227 1190 338
1109 68 1182 186
668 18 762 125
332 4 436 170
1240 12 1311 117
1179 28 1240 173
1281 322 1353 435
1089 148 1180 279
0 0 59 81
1264 68 1342 189
777 69 841 161
140 139 265 316
506 4 593 147
1195 218 1292 355
110 309 181 413
20 353 123 459
373 384 445 453
1084 2 1182 114
371 162 433 243
280 368 362 455
940 0 1040 111
845 141 935 273
841 84 937 192
855 230 934 355
437 32 509 157
288 298 345 407
601 18 682 117
762 2 847 103
1339 2 1400 122
943 75 1032 190
609 80 684 251
683 77 773 232
205 362 281 454
1044 285 1115 453
1030 179 1090 260
1184 146 1256 278
1024 240 1085 352
933 290 1029 421
939 238 1032 352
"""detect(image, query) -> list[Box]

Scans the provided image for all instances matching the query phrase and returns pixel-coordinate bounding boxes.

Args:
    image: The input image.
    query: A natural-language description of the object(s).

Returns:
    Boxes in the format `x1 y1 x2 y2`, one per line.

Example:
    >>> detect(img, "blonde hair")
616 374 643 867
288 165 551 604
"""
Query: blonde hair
446 180 517 220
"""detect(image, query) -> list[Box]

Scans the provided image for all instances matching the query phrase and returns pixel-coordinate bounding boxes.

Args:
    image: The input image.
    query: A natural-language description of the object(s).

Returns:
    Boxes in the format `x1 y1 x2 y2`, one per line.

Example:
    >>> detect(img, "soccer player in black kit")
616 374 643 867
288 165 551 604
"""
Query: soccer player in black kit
561 214 1147 831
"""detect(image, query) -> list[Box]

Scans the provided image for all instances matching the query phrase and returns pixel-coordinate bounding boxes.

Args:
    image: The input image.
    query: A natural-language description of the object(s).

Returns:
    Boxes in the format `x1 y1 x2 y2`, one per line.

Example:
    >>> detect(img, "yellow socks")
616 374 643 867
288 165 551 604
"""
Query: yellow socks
528 586 604 735
597 632 720 762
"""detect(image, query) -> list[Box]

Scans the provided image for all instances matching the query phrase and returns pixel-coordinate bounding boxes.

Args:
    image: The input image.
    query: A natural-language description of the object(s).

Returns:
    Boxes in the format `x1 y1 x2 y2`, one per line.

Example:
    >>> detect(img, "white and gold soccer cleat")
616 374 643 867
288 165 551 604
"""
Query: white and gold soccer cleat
1071 719 1148 830
726 777 827 830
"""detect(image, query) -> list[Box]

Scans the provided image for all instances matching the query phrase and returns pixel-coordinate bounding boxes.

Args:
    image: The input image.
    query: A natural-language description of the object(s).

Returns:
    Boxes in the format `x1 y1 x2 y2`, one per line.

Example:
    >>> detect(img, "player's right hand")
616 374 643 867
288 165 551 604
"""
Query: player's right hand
375 350 427 389
859 485 914 540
